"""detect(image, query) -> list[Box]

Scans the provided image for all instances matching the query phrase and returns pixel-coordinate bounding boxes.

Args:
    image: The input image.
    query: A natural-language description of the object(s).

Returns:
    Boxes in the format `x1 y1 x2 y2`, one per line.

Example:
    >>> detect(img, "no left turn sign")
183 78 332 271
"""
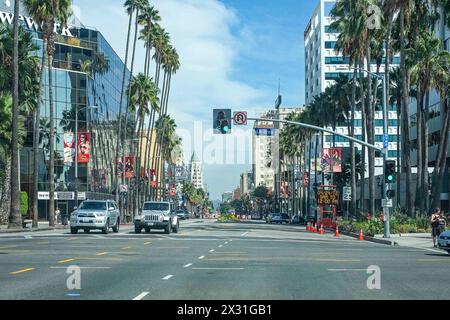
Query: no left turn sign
233 111 247 125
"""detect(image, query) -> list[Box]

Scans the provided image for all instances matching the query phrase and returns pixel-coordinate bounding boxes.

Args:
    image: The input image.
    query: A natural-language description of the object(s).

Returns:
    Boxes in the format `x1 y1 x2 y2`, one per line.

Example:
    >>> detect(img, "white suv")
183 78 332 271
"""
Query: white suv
134 201 179 234
70 200 120 234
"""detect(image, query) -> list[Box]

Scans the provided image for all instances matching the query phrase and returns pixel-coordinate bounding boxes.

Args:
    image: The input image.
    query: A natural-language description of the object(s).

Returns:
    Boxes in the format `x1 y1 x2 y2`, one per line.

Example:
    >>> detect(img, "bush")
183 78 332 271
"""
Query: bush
20 192 28 217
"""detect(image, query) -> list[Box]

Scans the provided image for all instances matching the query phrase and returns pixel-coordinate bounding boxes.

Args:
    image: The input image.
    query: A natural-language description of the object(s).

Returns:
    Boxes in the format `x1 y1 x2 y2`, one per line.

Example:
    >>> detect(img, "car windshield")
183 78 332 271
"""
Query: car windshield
143 203 170 211
78 201 107 210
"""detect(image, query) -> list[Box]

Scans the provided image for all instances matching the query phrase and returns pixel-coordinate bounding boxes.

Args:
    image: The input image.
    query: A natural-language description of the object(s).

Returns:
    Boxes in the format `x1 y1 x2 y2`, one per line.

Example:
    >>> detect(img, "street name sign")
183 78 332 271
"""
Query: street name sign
382 198 393 208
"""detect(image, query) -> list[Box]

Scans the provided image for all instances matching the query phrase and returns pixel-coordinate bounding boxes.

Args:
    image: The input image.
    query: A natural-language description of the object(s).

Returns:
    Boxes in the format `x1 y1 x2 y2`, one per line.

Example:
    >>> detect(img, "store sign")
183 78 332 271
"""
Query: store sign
0 11 75 37
38 192 49 200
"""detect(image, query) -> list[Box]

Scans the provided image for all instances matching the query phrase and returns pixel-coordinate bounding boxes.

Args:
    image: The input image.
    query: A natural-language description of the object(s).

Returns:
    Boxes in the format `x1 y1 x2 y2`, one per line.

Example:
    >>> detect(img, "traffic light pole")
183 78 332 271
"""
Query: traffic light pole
246 117 391 237
382 73 390 238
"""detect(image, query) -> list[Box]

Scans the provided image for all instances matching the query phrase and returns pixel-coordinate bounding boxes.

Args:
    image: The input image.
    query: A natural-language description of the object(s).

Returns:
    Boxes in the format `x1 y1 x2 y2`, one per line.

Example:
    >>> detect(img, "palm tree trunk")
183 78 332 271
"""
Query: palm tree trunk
431 97 449 208
32 40 47 228
0 159 11 225
400 8 414 217
416 88 424 215
365 43 375 217
47 52 55 226
115 11 133 206
422 90 430 213
8 0 21 229
351 63 357 215
359 63 366 214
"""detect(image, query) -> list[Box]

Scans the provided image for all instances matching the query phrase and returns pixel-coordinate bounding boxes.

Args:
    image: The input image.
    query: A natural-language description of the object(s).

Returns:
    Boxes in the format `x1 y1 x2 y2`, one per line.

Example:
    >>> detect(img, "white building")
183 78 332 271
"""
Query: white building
252 111 276 191
189 152 203 190
304 0 400 178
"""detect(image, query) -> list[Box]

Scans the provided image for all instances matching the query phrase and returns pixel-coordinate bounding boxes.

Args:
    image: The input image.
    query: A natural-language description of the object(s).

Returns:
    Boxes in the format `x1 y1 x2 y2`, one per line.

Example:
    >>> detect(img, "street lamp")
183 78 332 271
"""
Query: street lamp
74 105 98 208
351 66 390 238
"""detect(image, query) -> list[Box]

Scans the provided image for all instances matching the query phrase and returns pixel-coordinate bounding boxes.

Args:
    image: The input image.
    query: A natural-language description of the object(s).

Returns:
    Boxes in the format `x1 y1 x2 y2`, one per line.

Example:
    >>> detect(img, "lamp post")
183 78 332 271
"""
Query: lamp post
351 67 390 238
74 105 98 208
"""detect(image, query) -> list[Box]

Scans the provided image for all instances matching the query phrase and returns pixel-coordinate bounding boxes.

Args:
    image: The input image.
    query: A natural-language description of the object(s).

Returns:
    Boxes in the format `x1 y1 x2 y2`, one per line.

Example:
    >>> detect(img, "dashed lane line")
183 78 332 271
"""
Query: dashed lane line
96 252 108 256
198 256 205 260
10 267 35 275
58 258 76 264
183 263 193 268
132 292 149 300
162 275 173 280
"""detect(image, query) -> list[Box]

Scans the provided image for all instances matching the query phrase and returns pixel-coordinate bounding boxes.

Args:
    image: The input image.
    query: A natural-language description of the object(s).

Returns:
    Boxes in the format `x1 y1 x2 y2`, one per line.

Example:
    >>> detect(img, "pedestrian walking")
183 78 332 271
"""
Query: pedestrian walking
431 208 446 247
55 207 61 224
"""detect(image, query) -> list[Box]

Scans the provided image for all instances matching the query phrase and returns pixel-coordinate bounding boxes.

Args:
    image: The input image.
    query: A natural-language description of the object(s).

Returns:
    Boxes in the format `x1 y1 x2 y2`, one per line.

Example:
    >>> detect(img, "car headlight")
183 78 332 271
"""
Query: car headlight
96 213 106 217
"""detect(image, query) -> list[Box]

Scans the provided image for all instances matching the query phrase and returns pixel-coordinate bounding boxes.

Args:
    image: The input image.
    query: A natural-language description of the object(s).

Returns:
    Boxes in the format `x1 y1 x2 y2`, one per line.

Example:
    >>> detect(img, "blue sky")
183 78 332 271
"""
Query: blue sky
72 0 317 200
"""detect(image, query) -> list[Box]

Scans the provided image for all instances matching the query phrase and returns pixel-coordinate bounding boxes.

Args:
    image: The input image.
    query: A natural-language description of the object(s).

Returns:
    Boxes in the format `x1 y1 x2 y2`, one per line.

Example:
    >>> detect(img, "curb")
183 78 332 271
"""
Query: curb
0 227 59 234
325 228 398 246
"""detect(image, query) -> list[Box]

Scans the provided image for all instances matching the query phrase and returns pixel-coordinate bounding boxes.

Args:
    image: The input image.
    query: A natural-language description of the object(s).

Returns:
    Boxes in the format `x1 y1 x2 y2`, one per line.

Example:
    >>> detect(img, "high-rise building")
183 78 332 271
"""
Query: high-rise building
252 111 276 191
240 171 254 196
304 0 400 179
189 152 203 190
0 1 131 219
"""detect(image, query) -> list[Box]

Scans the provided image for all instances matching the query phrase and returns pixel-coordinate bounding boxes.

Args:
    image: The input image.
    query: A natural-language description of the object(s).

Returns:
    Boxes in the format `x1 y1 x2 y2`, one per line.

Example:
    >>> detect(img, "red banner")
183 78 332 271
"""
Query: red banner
116 157 124 177
77 132 90 163
331 148 342 173
124 156 135 179
150 169 157 188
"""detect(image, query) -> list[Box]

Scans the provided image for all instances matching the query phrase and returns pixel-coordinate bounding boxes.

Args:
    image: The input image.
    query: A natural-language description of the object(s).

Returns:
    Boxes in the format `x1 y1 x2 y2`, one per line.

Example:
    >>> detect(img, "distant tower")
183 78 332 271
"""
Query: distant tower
189 152 203 189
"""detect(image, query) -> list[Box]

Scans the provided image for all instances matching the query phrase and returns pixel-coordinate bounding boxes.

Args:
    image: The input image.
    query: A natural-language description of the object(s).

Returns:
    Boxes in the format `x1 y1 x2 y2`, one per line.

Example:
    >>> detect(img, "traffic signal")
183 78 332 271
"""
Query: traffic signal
213 109 232 134
385 160 396 183
386 189 396 199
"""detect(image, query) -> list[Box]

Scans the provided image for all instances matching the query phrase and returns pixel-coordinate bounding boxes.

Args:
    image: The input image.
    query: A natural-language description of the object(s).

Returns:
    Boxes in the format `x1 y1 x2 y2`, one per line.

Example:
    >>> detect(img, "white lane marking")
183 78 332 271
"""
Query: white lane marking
198 256 205 260
407 246 444 254
218 245 223 248
209 249 215 252
192 268 245 270
224 242 228 244
162 275 173 280
92 235 106 239
50 266 111 269
229 239 232 242
183 263 193 268
132 292 149 300
24 235 32 239
241 232 249 236
328 269 367 272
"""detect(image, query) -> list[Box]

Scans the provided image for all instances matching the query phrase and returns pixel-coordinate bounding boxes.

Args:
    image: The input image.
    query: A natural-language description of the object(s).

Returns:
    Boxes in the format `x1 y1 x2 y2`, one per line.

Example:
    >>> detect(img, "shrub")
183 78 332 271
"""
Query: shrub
20 192 28 217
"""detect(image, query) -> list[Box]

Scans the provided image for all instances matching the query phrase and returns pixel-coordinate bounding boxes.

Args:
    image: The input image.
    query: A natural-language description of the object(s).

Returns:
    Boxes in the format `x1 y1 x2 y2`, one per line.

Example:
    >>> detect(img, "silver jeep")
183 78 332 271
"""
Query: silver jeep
134 201 179 234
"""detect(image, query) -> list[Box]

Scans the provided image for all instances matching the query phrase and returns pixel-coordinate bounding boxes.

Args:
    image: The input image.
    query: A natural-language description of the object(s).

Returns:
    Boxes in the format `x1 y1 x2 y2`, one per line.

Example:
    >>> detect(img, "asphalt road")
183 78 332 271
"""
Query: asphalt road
0 219 449 300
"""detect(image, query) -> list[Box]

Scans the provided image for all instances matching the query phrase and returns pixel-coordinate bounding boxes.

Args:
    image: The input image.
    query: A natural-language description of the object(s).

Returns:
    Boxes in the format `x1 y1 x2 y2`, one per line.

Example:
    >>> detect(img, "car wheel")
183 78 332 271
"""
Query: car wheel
145 228 151 233
112 218 120 233
70 227 78 234
135 226 141 234
84 229 90 233
102 220 109 234
173 221 179 233
165 221 171 234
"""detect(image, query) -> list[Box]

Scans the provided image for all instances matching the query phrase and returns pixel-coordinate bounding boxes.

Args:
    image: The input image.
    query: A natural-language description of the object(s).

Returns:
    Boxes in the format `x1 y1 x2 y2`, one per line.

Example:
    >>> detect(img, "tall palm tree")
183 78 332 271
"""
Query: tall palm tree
138 4 161 76
8 0 21 228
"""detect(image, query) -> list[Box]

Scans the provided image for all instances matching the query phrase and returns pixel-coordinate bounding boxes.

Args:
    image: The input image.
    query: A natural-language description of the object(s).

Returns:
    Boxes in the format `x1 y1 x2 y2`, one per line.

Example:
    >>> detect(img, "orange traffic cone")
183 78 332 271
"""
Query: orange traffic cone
358 229 364 241
306 222 310 231
313 226 318 233
319 225 324 235
334 225 340 237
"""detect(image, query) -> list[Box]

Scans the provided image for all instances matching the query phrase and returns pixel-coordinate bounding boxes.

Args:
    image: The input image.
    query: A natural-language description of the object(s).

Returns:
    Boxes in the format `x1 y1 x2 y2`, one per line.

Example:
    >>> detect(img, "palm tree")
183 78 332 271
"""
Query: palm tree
138 4 161 76
8 0 21 229
23 0 72 227
115 0 147 211
408 30 444 214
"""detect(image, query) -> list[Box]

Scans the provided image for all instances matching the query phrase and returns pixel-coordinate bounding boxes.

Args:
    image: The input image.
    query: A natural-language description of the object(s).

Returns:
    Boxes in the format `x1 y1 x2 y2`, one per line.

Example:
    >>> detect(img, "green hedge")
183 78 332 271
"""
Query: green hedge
20 192 28 217
338 211 431 237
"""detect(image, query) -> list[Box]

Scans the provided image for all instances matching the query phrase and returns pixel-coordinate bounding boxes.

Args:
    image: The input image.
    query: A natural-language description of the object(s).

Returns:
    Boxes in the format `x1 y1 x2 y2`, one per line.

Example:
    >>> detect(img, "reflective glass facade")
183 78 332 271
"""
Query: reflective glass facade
1 2 131 219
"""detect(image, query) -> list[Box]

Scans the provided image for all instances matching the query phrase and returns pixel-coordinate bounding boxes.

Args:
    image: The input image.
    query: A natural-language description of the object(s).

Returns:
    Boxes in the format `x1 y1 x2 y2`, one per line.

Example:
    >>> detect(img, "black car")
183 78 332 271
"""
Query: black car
280 213 290 224
290 215 306 225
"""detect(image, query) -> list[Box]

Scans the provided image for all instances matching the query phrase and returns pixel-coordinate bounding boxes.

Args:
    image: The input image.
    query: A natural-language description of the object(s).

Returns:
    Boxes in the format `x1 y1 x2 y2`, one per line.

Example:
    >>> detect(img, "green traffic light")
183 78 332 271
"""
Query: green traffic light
387 175 393 182
223 126 229 133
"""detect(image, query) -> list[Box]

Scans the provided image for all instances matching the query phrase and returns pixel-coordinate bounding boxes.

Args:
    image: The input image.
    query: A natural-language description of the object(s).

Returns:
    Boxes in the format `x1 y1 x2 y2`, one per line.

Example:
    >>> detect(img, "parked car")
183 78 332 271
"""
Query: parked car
290 215 305 225
438 230 450 255
266 213 282 224
134 201 179 234
280 213 290 224
175 210 189 220
69 200 120 234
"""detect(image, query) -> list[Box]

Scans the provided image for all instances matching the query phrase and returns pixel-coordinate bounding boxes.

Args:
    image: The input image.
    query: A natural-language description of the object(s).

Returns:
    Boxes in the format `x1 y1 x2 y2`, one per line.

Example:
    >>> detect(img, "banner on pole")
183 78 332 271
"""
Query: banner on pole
124 156 135 178
77 132 90 163
63 132 75 163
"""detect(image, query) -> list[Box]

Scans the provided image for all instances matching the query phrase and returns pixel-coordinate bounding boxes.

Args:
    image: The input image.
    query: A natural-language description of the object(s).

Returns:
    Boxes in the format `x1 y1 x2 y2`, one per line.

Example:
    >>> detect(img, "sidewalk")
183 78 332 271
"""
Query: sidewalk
0 221 65 233
374 233 434 249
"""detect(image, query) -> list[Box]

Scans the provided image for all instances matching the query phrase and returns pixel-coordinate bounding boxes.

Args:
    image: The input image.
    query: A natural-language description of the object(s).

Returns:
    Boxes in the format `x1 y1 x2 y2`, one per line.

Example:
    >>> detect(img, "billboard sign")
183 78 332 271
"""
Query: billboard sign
63 132 75 163
124 156 135 179
77 132 90 163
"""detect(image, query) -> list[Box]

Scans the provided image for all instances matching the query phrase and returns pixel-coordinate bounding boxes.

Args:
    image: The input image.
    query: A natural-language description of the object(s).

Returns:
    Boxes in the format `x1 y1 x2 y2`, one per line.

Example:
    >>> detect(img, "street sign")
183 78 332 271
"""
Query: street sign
38 192 49 200
120 185 128 193
254 128 275 136
316 190 339 206
382 198 393 208
383 133 389 148
233 111 247 125
343 187 351 201
56 192 74 200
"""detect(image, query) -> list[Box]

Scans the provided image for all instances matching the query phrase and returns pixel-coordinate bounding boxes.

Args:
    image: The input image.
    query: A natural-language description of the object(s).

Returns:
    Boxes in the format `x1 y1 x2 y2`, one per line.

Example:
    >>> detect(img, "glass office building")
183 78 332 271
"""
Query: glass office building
0 2 131 219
